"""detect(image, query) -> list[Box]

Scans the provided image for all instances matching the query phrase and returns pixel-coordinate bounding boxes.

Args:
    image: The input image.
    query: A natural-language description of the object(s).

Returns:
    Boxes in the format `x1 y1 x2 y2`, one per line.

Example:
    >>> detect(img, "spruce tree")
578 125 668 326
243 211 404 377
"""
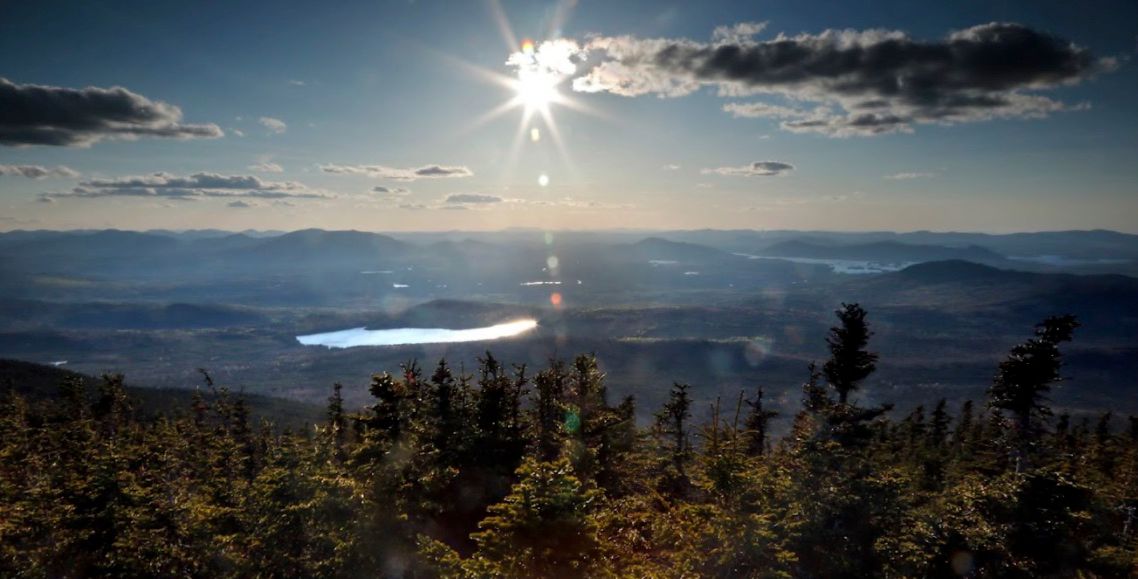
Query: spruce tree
987 315 1079 461
743 386 779 457
823 303 878 405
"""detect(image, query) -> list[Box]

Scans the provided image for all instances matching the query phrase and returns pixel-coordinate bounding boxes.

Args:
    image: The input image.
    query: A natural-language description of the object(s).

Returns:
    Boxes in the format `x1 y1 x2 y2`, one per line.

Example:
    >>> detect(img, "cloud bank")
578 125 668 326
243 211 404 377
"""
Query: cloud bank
0 78 223 146
41 172 325 202
552 22 1115 136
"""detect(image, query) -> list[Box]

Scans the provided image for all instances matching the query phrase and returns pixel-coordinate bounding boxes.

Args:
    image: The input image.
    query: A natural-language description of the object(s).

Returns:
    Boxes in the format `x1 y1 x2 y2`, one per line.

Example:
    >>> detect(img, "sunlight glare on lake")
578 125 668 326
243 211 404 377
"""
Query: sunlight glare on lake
297 319 538 349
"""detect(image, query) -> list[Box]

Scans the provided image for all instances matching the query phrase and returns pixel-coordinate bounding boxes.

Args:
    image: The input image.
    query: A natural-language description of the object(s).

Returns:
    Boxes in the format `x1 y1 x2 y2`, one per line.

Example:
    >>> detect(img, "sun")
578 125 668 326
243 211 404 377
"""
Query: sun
515 68 560 114
451 24 605 177
510 39 562 115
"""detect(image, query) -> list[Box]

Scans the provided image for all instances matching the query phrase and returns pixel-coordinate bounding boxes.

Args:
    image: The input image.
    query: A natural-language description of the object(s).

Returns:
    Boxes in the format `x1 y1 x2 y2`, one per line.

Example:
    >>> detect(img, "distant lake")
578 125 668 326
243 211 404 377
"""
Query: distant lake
297 319 538 348
735 253 910 274
1008 255 1132 267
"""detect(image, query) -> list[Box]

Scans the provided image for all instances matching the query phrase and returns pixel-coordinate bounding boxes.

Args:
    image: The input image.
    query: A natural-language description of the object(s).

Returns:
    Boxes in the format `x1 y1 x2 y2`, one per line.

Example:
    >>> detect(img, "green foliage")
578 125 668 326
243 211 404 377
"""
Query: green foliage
1 308 1135 577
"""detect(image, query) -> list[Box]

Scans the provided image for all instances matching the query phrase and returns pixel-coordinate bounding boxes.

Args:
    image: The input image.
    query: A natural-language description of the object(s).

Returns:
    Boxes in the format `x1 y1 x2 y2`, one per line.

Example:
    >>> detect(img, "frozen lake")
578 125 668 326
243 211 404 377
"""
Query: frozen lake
297 319 538 348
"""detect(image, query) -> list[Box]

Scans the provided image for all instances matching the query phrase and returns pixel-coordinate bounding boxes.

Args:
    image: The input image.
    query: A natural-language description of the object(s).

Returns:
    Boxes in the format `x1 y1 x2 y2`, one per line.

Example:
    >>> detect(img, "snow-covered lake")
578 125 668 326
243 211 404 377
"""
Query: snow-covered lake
297 319 538 349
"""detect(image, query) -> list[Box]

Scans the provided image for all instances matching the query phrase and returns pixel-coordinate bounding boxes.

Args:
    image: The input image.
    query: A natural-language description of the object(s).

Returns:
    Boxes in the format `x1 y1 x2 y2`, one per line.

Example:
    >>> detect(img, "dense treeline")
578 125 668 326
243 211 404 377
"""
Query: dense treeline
2 305 1137 577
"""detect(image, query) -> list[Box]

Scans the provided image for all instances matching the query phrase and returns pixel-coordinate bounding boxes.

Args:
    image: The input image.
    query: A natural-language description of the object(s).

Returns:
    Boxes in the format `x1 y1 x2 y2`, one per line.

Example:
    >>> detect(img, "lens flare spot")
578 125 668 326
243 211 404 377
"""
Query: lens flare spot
521 39 535 55
544 232 554 245
550 292 563 307
950 551 974 575
546 255 559 269
564 410 580 434
538 174 550 187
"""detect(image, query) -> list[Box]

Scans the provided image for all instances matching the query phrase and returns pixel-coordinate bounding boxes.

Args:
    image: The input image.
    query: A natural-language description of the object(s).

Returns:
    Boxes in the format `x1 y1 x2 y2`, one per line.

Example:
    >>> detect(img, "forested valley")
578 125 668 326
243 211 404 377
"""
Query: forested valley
2 305 1135 577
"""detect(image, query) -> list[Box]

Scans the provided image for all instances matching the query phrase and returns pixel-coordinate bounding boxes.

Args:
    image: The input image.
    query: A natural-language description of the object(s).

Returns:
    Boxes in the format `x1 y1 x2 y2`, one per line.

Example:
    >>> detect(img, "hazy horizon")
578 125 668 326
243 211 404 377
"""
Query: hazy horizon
4 226 1138 236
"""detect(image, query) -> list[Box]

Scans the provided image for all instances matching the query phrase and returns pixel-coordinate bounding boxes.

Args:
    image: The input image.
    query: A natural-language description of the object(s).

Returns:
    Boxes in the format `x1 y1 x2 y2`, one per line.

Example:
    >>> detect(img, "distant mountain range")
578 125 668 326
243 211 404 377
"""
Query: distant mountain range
0 229 1134 310
755 239 1005 263
1 228 1136 419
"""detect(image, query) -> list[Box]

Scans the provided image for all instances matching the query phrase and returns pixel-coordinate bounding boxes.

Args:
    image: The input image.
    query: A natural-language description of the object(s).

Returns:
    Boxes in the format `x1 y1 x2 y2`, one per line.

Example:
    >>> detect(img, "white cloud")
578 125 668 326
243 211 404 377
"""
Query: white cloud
884 172 938 180
711 21 768 44
41 172 327 202
248 161 284 173
445 193 502 204
320 163 474 181
0 164 79 178
702 161 795 177
259 117 287 134
373 186 410 196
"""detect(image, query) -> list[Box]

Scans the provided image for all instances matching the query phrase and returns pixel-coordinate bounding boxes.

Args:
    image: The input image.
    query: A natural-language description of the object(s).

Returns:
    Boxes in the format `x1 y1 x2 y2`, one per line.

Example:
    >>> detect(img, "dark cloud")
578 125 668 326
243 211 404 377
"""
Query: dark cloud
415 165 473 178
0 78 223 146
445 193 503 204
227 200 254 208
573 23 1116 136
41 172 326 202
320 163 474 181
702 161 795 177
0 164 79 178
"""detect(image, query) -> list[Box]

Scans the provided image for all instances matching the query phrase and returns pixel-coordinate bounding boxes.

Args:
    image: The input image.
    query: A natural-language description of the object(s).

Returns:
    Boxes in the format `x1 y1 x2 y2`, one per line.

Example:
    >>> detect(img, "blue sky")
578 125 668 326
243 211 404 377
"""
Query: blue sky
1 0 1136 232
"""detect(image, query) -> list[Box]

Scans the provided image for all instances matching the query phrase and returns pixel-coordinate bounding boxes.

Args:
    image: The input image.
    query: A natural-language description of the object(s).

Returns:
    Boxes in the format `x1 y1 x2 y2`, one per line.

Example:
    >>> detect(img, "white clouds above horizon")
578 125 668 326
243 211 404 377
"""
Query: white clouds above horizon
39 172 327 203
258 117 287 134
702 161 795 177
884 171 938 180
445 193 502 204
373 186 411 196
320 163 474 181
248 161 284 173
0 164 79 178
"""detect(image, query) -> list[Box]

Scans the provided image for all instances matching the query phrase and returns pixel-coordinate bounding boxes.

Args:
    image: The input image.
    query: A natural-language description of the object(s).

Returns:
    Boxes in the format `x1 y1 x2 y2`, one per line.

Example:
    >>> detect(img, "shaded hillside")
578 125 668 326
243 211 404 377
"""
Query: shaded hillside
0 358 322 428
622 237 740 263
0 299 270 331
